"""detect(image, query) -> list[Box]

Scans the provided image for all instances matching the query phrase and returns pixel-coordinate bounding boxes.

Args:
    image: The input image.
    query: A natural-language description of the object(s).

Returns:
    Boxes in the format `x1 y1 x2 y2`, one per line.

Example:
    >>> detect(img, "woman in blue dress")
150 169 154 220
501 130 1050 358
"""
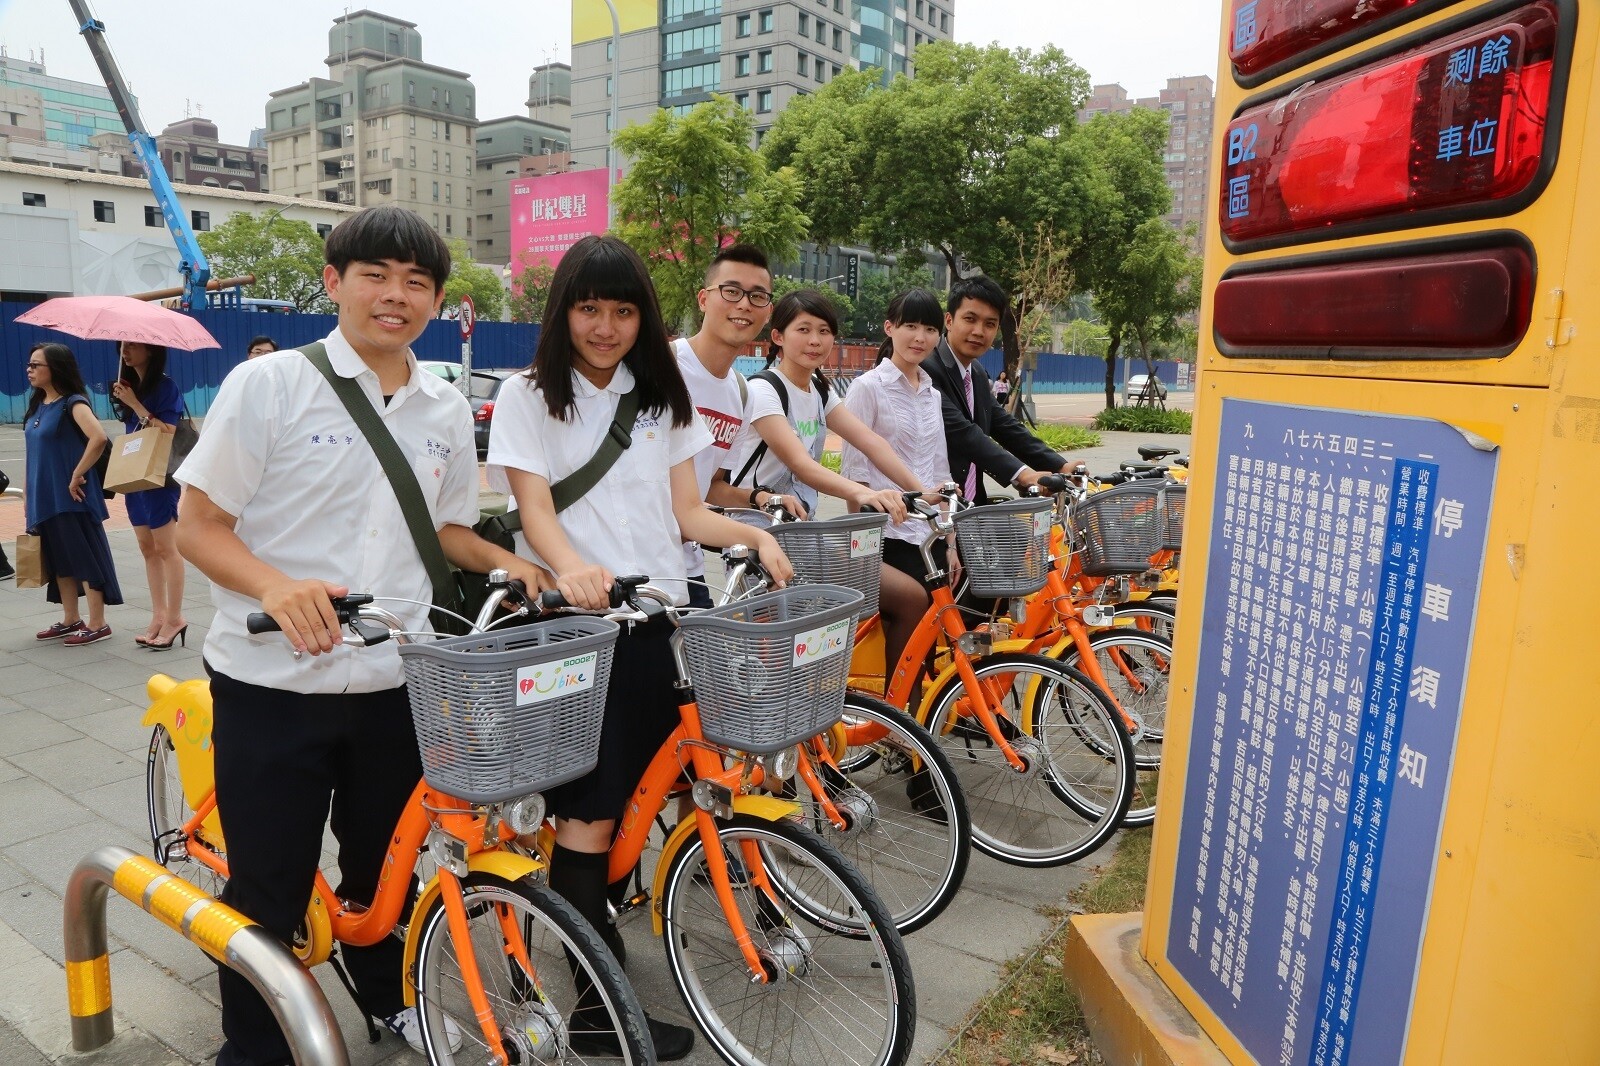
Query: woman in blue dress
111 341 188 650
23 342 122 646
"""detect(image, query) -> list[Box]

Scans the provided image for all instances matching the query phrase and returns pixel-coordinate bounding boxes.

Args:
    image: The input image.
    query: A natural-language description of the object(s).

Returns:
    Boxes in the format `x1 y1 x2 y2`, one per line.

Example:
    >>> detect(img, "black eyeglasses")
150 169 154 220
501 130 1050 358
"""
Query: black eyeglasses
26 362 47 369
704 283 773 308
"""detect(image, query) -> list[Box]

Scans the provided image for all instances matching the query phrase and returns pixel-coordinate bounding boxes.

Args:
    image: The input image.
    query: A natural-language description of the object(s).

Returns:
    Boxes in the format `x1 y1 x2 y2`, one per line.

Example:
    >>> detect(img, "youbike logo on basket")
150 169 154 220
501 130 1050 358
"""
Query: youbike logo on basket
792 618 851 667
850 526 883 559
515 652 599 707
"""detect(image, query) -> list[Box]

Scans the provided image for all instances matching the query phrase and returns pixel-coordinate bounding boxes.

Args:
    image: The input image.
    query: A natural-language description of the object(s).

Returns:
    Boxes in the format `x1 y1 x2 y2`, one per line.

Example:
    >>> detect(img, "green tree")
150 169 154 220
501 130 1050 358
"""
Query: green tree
442 238 505 321
763 44 1168 383
1091 219 1203 408
770 275 855 333
197 210 331 312
507 248 556 325
847 260 936 340
613 96 810 328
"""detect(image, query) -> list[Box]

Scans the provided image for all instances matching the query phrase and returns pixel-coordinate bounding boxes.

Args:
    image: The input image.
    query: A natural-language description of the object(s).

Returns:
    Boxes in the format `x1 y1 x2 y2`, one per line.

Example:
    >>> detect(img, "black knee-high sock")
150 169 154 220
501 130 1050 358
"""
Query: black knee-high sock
549 844 628 968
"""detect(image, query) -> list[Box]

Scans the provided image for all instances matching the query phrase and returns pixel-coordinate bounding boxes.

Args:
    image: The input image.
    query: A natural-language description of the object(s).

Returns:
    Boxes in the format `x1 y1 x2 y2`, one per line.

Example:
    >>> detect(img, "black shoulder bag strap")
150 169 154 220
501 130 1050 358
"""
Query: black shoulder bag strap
475 384 643 551
732 369 790 488
300 343 464 627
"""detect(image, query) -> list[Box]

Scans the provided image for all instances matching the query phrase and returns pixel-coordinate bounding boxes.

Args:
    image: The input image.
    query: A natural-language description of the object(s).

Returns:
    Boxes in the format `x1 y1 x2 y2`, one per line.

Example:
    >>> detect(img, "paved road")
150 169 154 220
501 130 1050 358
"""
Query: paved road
0 422 1189 1064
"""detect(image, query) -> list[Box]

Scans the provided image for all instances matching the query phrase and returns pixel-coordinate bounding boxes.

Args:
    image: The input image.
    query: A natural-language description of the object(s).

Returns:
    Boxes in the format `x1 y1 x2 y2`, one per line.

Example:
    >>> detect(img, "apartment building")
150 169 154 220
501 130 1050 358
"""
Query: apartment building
264 10 478 239
1081 76 1215 247
0 54 130 172
93 117 269 193
474 64 573 266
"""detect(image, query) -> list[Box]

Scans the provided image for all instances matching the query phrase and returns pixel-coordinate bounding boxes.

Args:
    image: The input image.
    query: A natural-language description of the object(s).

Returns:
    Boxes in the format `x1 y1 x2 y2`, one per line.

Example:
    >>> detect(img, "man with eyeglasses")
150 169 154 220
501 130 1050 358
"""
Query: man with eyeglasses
672 243 801 608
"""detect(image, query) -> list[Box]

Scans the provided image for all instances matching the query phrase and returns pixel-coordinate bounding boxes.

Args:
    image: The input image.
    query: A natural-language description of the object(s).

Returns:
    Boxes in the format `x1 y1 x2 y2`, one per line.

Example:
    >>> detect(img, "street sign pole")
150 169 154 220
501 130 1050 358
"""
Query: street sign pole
458 293 476 395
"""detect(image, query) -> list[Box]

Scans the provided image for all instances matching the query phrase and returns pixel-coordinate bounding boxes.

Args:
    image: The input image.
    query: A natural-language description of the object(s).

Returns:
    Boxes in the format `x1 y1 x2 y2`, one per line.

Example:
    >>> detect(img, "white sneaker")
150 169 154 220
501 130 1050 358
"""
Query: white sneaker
383 1006 463 1053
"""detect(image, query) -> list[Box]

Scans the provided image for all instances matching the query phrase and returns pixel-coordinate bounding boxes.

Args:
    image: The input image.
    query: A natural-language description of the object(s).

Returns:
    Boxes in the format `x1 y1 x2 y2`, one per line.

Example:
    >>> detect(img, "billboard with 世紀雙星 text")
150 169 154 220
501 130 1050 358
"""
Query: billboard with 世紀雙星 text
510 169 610 272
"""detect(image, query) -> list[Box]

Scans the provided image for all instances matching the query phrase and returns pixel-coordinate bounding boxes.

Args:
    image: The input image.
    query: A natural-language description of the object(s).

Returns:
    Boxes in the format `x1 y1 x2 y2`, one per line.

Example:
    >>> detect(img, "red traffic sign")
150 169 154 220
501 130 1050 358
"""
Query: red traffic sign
458 294 476 338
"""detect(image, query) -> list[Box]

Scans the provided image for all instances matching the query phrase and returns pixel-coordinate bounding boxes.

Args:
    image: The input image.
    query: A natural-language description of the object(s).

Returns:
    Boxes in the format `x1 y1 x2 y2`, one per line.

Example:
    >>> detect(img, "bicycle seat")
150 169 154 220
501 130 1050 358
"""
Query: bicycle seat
1138 446 1179 461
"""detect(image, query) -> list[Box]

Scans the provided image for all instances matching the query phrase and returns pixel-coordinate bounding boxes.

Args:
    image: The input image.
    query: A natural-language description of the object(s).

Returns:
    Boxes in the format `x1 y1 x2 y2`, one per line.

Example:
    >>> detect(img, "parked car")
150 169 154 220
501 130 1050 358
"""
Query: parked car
468 369 518 455
1124 373 1168 404
419 360 464 385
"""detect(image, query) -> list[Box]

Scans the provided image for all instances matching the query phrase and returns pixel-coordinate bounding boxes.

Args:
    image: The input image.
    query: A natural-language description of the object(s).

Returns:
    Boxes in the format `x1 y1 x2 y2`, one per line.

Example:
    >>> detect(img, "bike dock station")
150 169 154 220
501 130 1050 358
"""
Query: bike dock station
1066 0 1600 1062
62 845 348 1066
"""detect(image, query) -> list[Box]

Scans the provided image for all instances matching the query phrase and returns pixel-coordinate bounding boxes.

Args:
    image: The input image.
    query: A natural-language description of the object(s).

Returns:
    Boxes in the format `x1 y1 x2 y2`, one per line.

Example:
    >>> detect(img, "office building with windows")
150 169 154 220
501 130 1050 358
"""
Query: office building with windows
569 0 954 169
1081 76 1215 247
0 54 133 171
264 10 478 239
474 63 573 266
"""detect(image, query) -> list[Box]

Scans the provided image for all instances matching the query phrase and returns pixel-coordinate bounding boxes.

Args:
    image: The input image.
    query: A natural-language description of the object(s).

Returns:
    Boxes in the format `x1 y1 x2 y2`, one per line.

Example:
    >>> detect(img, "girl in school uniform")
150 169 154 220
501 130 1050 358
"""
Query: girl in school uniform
839 288 959 699
486 235 791 1060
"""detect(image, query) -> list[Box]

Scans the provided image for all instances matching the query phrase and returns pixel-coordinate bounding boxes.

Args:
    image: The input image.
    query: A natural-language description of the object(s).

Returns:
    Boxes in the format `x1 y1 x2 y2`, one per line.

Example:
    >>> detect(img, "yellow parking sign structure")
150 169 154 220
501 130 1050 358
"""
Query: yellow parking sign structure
1066 2 1600 1063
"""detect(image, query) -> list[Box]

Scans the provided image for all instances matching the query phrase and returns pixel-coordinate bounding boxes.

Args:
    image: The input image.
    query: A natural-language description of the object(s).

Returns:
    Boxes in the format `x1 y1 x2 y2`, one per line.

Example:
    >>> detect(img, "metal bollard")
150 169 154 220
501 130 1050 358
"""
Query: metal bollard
63 845 349 1066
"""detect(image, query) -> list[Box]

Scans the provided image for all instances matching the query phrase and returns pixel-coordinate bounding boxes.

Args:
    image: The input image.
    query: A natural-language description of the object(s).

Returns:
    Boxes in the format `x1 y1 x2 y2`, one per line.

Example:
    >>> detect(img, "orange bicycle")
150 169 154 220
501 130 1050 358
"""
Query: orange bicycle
144 575 653 1064
534 577 918 1066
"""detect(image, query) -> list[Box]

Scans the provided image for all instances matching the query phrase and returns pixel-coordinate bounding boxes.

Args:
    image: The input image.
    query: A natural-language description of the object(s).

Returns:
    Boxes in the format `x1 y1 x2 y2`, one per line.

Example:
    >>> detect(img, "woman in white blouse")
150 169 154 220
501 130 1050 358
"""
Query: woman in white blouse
840 288 960 701
487 235 790 1059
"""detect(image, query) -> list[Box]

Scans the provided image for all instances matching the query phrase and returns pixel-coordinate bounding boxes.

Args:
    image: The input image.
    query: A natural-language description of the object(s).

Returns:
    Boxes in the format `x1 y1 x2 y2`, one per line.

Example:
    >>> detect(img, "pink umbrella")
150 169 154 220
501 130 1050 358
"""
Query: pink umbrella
16 295 221 351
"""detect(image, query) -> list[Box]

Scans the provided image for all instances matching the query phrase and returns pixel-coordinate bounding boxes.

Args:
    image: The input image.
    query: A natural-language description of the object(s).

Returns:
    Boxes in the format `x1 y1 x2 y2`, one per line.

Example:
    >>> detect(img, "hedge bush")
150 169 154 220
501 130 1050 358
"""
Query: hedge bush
1092 406 1193 433
1032 424 1102 451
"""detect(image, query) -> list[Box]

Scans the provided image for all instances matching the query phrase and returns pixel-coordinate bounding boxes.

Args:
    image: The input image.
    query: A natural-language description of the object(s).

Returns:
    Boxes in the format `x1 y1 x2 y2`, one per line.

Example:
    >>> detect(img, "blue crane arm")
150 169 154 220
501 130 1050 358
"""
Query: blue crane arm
68 0 212 308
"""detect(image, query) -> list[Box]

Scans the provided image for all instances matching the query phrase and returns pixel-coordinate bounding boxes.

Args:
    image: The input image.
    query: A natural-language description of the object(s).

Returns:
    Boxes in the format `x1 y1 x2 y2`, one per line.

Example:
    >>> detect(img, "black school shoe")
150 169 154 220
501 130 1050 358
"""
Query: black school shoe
568 1013 696 1060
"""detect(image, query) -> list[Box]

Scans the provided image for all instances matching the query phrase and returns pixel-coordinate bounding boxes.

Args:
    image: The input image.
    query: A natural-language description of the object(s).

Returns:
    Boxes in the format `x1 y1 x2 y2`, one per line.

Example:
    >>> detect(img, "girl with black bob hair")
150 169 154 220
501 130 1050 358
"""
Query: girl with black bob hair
527 234 693 427
112 340 189 649
486 234 792 1060
874 286 945 363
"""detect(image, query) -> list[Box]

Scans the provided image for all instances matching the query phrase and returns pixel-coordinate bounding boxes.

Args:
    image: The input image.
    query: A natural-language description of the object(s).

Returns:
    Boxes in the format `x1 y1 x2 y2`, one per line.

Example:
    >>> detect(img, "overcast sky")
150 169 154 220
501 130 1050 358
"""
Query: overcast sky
1 0 1224 145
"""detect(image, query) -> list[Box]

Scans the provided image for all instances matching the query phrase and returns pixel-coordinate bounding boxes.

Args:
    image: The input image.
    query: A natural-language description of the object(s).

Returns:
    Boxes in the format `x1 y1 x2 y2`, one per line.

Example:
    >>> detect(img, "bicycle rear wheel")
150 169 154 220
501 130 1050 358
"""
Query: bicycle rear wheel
412 872 652 1065
661 814 916 1066
921 653 1134 867
790 693 970 934
145 725 226 898
1055 630 1173 827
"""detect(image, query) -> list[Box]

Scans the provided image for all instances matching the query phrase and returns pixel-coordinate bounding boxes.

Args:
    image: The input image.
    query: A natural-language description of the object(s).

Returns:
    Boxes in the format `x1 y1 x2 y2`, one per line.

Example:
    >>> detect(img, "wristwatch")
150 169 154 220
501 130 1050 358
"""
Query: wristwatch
749 486 768 508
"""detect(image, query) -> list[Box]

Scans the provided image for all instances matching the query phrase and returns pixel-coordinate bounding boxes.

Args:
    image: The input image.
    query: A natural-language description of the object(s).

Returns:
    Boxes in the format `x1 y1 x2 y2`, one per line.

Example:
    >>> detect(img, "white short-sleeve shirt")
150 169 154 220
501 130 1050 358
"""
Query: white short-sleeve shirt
840 359 950 544
486 363 712 605
674 337 746 576
175 329 479 694
727 371 842 512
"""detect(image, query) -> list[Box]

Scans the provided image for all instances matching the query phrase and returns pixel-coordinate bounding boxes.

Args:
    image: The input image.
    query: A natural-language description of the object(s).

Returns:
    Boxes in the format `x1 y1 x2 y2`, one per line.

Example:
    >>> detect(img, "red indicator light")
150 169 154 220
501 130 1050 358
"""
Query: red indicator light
1229 0 1435 79
1220 3 1558 247
1213 242 1534 356
475 401 495 422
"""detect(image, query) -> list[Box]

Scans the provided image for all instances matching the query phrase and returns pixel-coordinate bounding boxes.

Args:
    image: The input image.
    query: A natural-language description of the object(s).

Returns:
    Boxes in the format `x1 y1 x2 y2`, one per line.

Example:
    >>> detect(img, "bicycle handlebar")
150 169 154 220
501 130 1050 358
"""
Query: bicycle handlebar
246 593 374 634
537 573 649 612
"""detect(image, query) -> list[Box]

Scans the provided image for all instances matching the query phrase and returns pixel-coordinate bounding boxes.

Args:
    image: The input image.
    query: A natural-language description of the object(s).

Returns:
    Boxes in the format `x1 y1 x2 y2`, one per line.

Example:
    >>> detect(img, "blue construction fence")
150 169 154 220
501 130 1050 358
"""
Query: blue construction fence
1 303 541 423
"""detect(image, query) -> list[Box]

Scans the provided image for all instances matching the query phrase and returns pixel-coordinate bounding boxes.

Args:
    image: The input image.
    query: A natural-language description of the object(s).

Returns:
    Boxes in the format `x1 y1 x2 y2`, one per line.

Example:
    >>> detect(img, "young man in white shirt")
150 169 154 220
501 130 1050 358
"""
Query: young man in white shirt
175 206 545 1066
672 243 802 606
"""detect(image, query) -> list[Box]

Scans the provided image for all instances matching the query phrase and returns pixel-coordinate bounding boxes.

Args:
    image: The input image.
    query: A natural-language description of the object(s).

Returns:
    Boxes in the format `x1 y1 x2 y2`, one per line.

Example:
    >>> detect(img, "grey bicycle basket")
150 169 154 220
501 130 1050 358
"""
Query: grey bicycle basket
1070 481 1171 577
769 511 889 617
677 584 865 754
1161 482 1187 553
397 616 619 803
952 497 1055 598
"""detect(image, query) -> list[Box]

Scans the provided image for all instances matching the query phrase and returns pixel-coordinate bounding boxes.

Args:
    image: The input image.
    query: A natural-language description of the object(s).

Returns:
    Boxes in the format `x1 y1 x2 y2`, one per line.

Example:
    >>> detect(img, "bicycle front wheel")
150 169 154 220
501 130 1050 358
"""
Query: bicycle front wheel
1055 629 1173 827
791 693 971 935
145 725 226 898
412 872 652 1065
661 814 916 1066
921 653 1134 867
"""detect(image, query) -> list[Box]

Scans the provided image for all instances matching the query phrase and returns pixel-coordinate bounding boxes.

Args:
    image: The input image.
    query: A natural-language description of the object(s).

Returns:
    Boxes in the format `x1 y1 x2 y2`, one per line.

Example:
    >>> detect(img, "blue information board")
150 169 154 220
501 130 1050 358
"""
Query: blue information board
1170 400 1497 1065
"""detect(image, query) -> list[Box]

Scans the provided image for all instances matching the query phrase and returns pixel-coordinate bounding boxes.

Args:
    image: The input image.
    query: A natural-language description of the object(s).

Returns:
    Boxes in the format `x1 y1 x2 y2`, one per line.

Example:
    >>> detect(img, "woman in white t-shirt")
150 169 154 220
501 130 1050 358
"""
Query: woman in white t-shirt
486 235 791 1059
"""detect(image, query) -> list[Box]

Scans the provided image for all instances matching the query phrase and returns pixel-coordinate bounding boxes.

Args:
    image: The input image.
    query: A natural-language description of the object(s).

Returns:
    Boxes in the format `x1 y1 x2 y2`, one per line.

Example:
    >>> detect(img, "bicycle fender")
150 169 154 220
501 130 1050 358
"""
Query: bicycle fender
649 795 800 936
400 850 547 1008
912 638 1037 720
142 676 224 846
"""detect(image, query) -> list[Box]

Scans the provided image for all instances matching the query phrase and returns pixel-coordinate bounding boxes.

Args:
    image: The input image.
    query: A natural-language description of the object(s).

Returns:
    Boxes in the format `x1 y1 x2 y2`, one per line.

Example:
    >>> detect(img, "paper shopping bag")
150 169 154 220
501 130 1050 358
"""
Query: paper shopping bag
15 534 44 589
103 427 173 494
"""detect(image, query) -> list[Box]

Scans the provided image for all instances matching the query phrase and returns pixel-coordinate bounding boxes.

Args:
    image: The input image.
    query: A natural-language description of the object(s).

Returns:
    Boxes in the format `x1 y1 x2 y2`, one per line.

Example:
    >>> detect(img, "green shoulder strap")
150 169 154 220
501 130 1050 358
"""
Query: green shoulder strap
300 343 460 617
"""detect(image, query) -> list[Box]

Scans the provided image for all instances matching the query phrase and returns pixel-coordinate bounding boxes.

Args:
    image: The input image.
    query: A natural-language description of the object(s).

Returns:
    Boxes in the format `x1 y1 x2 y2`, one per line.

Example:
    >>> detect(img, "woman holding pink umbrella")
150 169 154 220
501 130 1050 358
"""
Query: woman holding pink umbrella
112 341 188 649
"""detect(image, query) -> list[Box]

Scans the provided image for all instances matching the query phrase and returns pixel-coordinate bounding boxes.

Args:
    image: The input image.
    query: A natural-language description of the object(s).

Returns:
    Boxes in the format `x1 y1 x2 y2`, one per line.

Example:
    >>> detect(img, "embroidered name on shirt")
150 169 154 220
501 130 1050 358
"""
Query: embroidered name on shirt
310 433 356 445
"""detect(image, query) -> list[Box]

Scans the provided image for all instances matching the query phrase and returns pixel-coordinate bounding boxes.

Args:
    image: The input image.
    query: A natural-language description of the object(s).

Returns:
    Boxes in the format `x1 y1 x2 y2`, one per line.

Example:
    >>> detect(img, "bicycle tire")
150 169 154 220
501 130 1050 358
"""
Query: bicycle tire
660 814 916 1066
145 725 227 898
790 693 971 935
1106 599 1177 643
412 873 652 1065
920 652 1134 867
1053 629 1173 828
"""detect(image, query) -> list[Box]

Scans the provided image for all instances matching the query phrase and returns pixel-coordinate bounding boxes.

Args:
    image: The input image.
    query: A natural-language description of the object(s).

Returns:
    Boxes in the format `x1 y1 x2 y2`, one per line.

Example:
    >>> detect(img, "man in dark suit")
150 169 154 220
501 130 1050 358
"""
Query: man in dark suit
928 275 1068 502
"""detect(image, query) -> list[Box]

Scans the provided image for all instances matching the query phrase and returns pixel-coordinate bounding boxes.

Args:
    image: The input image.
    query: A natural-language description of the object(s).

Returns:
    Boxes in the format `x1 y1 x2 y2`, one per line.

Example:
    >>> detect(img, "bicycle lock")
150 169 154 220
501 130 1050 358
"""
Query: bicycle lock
63 844 349 1065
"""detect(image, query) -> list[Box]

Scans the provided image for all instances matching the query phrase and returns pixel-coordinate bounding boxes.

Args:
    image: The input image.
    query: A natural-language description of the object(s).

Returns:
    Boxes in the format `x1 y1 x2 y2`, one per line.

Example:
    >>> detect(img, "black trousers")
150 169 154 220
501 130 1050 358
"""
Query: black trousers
208 667 423 1066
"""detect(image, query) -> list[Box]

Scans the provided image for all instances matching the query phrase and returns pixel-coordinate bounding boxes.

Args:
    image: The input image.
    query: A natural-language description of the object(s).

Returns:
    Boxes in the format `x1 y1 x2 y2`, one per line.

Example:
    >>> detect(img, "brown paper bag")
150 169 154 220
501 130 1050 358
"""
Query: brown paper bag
14 534 44 589
103 427 173 494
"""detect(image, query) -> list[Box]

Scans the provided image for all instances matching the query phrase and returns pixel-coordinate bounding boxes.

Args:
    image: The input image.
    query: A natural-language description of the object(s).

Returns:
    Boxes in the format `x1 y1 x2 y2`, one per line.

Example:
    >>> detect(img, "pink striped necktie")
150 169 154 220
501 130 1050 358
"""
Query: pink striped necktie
963 369 978 501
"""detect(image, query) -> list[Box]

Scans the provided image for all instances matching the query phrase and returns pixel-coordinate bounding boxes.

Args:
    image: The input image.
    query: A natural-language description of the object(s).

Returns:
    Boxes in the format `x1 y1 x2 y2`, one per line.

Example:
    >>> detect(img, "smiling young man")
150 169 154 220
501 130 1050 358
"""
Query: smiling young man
174 205 545 1066
929 275 1069 502
672 244 800 606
